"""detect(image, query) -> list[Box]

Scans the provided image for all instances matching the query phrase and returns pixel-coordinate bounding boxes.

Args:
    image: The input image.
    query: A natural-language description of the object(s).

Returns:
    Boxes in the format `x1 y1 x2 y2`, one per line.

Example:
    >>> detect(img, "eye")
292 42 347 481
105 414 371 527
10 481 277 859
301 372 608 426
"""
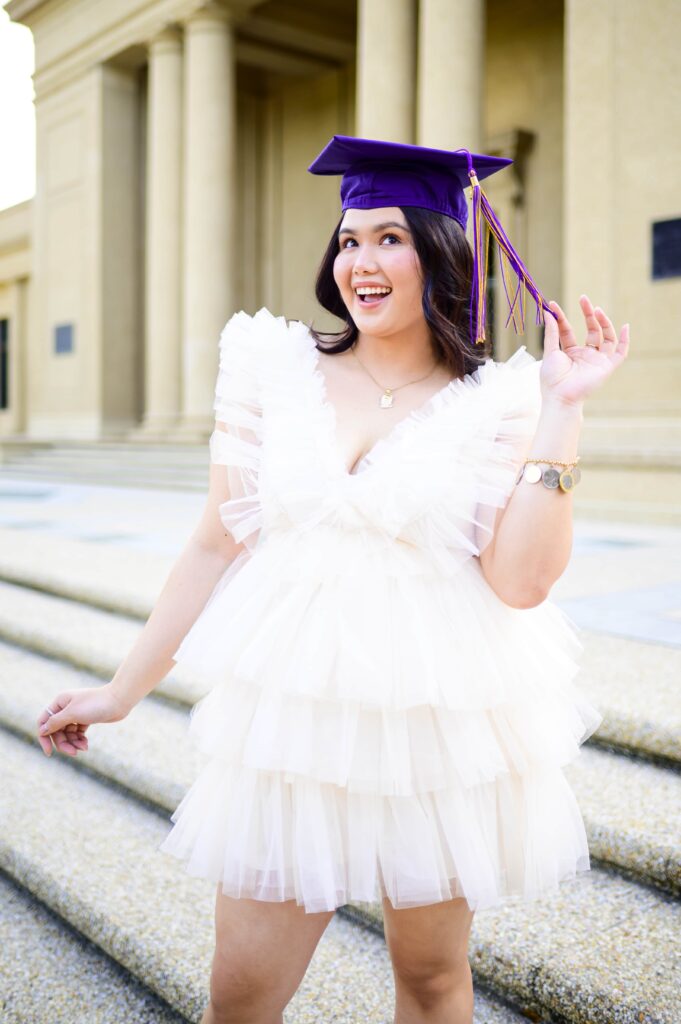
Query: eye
338 233 402 250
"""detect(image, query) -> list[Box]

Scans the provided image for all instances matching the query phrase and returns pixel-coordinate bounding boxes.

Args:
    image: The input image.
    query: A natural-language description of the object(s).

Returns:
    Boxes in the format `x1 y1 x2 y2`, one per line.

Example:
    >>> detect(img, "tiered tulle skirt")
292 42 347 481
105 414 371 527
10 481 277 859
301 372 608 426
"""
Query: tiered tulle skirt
158 527 602 914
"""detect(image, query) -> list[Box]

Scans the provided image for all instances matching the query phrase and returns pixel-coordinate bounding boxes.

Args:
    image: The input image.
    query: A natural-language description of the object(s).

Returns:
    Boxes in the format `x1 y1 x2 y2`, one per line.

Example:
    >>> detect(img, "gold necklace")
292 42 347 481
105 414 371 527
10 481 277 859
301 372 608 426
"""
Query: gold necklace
350 343 440 409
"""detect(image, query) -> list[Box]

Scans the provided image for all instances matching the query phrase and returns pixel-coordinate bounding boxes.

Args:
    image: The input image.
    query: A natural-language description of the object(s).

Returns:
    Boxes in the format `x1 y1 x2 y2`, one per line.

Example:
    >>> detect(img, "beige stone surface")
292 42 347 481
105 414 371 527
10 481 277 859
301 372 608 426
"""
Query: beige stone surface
2 0 680 524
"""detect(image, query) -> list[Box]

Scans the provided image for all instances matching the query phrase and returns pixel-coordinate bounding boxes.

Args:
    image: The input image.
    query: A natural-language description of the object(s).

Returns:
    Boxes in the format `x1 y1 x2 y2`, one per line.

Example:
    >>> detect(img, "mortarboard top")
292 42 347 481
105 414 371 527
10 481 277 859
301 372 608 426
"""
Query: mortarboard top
307 133 555 347
306 134 512 232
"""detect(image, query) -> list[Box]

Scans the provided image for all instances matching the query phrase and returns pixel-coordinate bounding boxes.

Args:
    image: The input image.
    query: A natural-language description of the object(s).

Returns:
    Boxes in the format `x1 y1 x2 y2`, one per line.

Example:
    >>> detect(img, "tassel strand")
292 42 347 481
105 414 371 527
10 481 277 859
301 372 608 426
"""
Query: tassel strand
459 153 556 347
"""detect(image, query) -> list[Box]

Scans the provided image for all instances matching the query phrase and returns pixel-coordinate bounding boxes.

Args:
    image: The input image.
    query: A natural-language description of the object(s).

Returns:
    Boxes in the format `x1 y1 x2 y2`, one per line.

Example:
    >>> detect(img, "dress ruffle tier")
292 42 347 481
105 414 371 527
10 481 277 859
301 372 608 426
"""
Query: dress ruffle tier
158 307 603 914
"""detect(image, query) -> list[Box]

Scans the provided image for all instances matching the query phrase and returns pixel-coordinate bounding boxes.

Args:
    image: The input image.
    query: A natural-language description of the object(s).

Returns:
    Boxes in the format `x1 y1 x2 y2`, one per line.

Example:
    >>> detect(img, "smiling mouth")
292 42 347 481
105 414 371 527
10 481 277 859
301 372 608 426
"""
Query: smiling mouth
355 291 391 306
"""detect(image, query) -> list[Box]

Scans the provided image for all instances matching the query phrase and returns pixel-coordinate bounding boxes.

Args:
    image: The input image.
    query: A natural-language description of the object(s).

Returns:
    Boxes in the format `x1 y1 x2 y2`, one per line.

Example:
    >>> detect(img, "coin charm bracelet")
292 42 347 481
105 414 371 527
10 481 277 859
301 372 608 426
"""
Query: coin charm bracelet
515 457 581 493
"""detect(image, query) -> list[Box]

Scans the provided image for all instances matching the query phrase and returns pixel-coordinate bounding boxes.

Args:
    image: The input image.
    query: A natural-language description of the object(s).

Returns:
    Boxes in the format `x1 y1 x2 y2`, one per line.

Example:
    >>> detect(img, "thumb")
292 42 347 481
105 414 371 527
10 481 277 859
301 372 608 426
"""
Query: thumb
39 701 72 736
542 302 561 355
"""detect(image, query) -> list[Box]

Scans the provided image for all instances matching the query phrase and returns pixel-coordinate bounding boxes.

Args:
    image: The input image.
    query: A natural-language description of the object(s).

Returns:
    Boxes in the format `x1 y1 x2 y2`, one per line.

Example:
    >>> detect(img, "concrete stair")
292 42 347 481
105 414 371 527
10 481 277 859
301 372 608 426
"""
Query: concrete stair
566 415 681 527
0 704 529 1024
3 429 681 524
0 872 187 1024
0 440 209 492
0 530 679 1022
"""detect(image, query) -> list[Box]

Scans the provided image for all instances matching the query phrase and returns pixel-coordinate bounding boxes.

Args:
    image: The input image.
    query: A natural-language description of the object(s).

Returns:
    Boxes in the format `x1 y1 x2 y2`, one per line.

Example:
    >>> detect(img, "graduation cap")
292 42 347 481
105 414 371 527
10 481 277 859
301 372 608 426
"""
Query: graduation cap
307 134 556 347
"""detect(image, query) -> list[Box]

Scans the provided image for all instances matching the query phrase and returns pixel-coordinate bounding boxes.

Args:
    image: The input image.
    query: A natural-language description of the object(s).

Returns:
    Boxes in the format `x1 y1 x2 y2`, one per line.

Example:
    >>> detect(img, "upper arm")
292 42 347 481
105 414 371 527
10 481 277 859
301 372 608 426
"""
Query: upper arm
188 420 246 563
190 309 264 559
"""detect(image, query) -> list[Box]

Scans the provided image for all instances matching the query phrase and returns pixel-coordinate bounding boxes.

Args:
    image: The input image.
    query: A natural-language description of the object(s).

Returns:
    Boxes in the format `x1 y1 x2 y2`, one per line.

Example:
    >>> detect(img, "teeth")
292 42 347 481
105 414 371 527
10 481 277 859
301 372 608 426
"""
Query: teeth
355 287 391 296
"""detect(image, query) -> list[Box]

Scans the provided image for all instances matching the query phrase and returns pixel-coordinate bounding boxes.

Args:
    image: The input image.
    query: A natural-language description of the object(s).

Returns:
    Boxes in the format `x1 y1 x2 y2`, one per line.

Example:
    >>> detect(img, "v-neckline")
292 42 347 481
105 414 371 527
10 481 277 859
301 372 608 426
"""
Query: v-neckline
304 329 464 478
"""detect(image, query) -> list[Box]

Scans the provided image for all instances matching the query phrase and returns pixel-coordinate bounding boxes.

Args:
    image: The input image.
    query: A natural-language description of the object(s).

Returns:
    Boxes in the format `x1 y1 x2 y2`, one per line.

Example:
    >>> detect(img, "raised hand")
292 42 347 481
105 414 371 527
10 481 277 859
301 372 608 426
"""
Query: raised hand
37 684 131 758
540 294 630 407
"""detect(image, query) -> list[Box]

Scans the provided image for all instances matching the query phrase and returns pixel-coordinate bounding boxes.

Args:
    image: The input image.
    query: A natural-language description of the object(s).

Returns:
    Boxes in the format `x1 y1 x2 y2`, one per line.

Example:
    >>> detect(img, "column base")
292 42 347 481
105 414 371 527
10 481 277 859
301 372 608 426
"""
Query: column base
127 414 182 442
164 416 214 443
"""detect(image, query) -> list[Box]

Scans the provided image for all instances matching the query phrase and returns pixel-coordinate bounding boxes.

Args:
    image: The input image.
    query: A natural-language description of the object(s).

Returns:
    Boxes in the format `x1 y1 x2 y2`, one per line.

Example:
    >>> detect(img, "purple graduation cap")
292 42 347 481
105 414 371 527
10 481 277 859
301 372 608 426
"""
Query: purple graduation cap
307 134 556 348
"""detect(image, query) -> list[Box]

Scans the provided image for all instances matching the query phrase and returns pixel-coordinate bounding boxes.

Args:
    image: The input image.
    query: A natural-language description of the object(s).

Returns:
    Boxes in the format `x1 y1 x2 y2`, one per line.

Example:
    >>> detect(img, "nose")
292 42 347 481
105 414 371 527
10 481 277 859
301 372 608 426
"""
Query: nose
352 242 379 274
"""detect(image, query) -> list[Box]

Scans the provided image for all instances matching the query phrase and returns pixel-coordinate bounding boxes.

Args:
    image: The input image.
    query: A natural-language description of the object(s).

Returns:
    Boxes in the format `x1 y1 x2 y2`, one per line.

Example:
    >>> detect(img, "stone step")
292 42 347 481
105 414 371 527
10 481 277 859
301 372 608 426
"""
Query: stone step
0 463 208 492
0 442 210 493
0 564 678 769
1 447 206 464
2 635 679 903
0 872 187 1024
358 866 680 1024
574 469 681 527
0 439 208 456
566 418 681 526
0 727 537 1024
0 526 180 618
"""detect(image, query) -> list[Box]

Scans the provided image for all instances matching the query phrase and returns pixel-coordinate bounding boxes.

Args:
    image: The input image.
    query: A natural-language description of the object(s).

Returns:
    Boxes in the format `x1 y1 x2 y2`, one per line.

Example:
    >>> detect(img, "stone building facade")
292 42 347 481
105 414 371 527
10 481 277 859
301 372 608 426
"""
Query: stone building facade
0 0 679 519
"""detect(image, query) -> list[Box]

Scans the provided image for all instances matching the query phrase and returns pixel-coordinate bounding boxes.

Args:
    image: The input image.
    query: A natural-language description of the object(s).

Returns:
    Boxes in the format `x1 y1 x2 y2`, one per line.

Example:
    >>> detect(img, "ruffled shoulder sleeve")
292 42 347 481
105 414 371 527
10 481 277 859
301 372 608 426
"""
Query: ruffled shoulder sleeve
209 309 267 552
468 346 543 556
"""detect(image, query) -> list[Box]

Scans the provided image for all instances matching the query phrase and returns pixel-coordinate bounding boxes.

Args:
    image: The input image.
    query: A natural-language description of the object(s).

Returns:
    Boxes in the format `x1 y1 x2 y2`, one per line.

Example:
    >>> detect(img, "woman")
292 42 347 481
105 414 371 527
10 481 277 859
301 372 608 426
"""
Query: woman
36 135 629 1024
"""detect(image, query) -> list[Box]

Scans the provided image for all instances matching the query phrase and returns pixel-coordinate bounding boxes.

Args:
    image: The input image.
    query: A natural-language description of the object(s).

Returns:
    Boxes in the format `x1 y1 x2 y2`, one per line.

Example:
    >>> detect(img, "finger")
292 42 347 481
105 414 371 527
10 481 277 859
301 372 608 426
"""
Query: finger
58 738 81 757
37 695 68 735
40 714 72 738
38 732 54 757
543 301 561 354
52 728 80 756
594 306 617 348
65 721 88 737
613 322 630 363
548 300 578 349
580 294 604 348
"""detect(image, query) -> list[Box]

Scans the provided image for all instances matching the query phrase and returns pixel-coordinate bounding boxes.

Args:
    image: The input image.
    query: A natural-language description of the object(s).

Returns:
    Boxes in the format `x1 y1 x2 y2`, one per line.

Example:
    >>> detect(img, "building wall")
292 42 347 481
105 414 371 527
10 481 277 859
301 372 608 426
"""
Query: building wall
0 201 32 435
485 0 564 361
564 0 681 414
1 0 680 443
21 60 146 438
269 63 355 325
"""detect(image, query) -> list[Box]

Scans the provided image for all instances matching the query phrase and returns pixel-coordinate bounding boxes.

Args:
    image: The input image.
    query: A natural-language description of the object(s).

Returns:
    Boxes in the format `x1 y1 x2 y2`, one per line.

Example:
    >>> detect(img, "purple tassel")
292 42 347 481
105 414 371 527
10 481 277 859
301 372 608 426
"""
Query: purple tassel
455 148 557 347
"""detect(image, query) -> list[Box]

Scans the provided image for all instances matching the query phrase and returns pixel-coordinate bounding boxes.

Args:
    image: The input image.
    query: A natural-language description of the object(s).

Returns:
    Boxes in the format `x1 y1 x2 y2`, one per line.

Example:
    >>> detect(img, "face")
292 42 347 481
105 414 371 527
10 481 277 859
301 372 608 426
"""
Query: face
333 207 426 337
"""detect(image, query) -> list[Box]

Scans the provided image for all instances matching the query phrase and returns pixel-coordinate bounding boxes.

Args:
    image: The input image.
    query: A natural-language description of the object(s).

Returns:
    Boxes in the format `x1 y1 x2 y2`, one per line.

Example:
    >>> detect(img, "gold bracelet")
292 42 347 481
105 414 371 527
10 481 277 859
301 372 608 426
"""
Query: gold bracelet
516 457 582 492
524 457 581 468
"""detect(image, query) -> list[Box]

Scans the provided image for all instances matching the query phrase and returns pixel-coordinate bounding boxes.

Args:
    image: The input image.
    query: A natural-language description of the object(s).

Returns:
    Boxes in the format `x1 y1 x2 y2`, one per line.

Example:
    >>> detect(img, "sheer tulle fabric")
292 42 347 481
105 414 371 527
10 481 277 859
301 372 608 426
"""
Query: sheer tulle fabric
158 307 602 914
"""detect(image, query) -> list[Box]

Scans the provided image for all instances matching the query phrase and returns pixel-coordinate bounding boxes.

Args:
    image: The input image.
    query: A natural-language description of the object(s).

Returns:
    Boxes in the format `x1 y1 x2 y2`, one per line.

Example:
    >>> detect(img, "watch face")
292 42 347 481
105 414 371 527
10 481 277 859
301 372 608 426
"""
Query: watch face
559 469 574 491
524 464 543 483
542 468 560 489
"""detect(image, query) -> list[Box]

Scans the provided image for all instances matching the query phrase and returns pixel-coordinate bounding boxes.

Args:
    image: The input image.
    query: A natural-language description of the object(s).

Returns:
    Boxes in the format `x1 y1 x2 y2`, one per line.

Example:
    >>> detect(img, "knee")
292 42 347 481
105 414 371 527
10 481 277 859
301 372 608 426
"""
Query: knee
208 955 267 1022
392 955 472 1008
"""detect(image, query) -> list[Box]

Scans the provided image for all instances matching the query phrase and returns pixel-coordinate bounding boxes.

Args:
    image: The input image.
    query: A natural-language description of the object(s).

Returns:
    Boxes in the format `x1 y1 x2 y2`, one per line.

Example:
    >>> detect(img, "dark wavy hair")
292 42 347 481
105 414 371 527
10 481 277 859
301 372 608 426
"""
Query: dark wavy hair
306 206 491 379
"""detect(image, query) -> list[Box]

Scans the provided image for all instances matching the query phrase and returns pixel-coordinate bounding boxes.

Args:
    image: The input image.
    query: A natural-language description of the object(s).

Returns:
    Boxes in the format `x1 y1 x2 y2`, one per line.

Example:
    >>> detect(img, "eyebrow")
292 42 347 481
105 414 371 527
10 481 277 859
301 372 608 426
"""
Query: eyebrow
338 221 411 236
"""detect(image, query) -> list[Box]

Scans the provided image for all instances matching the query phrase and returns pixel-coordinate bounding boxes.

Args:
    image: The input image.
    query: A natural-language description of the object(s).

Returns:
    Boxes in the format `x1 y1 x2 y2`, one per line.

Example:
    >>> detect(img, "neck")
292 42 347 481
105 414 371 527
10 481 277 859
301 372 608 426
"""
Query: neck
354 323 440 380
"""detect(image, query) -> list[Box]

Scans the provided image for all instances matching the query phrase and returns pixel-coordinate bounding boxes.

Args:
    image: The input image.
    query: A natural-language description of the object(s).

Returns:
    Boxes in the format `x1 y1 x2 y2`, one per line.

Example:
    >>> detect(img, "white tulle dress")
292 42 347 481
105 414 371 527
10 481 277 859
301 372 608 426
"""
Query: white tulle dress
157 306 603 915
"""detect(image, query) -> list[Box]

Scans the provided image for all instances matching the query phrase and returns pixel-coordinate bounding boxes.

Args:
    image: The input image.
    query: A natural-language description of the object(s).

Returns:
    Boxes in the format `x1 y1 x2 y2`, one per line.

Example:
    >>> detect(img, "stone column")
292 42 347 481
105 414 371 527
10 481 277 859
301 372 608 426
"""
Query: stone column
137 26 183 438
416 0 484 151
175 1 236 437
356 0 416 141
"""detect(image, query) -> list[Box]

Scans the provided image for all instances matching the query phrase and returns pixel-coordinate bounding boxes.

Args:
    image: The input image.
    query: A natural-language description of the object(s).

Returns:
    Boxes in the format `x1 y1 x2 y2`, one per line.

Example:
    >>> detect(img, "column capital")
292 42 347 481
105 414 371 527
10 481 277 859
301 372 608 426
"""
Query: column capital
178 0 261 30
484 128 536 199
147 25 183 52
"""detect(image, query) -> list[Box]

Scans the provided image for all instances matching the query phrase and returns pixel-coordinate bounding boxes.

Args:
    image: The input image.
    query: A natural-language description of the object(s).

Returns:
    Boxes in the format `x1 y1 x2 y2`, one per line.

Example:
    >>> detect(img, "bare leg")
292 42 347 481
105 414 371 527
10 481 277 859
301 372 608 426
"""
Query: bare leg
382 894 476 1024
200 885 336 1024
